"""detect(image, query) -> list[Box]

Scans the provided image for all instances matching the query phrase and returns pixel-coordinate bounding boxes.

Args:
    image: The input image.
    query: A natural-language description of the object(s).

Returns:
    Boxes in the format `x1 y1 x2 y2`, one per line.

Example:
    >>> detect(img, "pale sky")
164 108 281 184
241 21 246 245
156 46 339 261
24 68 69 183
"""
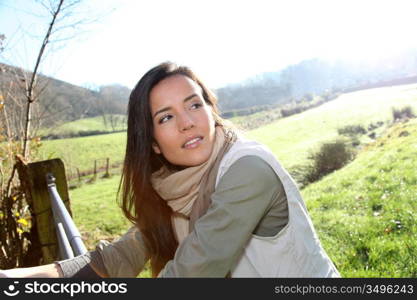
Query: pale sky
1 0 417 89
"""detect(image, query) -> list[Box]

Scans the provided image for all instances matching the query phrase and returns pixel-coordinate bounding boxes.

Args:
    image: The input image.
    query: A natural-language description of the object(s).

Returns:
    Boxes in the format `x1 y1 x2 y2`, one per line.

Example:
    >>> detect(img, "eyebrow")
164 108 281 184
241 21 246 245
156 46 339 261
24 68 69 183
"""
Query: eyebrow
153 93 199 118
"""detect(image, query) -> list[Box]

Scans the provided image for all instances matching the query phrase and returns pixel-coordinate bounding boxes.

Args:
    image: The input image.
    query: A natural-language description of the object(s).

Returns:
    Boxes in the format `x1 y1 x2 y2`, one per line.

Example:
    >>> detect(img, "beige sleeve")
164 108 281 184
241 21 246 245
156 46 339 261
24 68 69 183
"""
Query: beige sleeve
93 226 149 277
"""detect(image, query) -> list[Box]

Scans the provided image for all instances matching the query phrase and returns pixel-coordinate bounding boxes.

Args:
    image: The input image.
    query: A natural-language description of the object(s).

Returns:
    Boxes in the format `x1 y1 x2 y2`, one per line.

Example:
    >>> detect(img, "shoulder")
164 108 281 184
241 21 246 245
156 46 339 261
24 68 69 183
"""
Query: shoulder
217 137 279 185
223 137 276 166
218 155 282 192
227 155 276 179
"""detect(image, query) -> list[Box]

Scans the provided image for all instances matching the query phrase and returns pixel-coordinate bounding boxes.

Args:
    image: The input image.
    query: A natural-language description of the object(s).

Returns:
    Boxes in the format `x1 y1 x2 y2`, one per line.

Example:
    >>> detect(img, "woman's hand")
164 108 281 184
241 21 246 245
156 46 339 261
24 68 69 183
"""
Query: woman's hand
0 263 63 278
0 270 10 278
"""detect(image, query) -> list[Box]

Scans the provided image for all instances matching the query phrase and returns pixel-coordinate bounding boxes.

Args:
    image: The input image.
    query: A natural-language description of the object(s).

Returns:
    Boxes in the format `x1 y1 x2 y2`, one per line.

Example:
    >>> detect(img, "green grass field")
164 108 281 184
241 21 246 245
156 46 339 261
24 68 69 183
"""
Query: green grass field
246 83 417 170
39 115 126 137
69 175 129 249
37 131 126 176
303 118 417 277
54 84 417 277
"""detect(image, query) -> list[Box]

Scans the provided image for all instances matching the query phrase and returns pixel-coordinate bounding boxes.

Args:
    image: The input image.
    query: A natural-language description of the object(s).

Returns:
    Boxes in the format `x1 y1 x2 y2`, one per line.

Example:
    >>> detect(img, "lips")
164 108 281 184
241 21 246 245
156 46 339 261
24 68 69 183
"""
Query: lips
183 136 203 149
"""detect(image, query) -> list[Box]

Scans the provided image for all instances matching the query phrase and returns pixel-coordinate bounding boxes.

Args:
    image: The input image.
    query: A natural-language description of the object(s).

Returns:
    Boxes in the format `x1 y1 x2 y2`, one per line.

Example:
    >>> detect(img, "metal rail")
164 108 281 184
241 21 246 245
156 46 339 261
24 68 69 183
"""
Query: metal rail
46 173 87 259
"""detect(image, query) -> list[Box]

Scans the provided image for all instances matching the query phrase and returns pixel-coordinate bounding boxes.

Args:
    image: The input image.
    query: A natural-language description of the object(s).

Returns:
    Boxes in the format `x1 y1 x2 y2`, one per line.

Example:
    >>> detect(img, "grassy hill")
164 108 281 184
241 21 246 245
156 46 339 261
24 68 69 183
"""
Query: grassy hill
246 83 417 171
303 118 417 277
39 115 127 138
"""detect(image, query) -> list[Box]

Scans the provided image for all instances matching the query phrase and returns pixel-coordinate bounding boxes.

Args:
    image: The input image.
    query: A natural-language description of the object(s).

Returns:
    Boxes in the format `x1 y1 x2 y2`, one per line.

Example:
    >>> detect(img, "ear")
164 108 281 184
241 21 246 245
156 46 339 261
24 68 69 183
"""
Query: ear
152 142 161 154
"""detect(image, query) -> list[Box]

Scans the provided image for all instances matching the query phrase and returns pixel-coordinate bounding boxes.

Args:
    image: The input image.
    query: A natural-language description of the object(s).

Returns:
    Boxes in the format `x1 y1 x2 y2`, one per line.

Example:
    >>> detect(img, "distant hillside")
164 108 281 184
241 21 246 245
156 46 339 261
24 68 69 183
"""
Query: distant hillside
216 49 417 111
0 63 129 128
246 83 417 171
3 47 417 130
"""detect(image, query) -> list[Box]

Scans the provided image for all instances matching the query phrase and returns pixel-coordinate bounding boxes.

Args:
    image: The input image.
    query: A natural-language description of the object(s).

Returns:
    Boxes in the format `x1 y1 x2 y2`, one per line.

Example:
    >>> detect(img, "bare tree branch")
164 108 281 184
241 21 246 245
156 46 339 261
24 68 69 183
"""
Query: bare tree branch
22 0 65 159
1 0 107 268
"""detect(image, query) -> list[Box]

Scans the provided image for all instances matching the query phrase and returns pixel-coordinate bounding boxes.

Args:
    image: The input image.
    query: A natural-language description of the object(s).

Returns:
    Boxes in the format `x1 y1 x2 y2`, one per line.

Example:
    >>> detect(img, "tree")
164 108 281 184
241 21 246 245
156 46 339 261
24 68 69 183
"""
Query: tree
0 0 97 269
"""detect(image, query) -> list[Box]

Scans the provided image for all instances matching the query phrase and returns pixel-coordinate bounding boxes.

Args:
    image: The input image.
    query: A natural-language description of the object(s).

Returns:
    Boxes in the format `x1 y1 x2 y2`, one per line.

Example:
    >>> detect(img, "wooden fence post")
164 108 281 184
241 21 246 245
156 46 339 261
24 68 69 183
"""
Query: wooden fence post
16 158 72 264
93 160 97 180
104 158 110 178
77 167 81 185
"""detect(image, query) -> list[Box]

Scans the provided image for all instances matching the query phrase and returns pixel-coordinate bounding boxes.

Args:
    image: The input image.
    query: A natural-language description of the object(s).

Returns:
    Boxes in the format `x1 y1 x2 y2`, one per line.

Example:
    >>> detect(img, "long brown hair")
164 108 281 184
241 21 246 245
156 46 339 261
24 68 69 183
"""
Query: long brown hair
119 62 225 276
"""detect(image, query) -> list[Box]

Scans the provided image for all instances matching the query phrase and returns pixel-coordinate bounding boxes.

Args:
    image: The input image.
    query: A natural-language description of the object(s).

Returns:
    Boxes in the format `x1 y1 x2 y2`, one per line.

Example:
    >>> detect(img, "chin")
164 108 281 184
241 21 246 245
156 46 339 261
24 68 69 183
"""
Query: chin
177 152 211 167
184 157 210 167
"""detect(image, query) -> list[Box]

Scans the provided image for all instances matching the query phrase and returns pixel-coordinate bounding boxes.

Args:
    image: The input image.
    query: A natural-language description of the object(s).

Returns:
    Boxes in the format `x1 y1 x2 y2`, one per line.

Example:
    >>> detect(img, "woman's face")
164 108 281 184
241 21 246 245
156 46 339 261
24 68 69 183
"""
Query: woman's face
150 74 216 167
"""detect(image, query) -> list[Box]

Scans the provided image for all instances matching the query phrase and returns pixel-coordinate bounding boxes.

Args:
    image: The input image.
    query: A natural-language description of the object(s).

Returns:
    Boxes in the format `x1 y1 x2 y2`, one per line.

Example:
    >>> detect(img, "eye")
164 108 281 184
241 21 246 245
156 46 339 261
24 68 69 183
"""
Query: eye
190 101 203 110
158 114 172 124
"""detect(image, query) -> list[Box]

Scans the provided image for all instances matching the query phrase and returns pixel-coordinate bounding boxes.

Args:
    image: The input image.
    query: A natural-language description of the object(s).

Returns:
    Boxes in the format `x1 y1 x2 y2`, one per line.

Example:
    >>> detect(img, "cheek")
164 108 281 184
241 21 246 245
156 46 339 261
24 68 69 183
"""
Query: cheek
209 114 216 134
152 126 164 149
153 126 176 153
203 107 216 128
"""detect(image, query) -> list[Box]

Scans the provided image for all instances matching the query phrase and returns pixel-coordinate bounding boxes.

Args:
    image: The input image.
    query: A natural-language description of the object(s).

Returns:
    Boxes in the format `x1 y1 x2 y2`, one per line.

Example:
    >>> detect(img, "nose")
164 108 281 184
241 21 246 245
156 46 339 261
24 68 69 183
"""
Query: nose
177 111 195 132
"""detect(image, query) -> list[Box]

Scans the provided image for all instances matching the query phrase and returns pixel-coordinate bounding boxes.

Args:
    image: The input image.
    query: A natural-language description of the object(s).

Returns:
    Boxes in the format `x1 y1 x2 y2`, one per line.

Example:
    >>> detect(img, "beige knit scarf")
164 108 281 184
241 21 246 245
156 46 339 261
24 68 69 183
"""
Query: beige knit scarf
151 126 236 244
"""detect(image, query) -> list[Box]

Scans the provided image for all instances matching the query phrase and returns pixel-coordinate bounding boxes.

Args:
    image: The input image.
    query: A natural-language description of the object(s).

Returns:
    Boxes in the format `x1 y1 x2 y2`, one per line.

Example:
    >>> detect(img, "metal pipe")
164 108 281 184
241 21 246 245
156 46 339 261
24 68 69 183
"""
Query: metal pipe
46 173 87 256
56 222 74 259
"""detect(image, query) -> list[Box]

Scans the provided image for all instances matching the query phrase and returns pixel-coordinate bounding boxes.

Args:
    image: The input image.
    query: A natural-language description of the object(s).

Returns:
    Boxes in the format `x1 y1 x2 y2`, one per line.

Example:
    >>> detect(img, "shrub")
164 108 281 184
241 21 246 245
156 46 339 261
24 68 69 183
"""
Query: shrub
307 139 355 182
392 106 416 121
307 139 354 182
42 129 126 140
291 139 355 187
338 124 367 136
288 164 312 188
281 106 303 117
221 104 277 119
367 121 384 131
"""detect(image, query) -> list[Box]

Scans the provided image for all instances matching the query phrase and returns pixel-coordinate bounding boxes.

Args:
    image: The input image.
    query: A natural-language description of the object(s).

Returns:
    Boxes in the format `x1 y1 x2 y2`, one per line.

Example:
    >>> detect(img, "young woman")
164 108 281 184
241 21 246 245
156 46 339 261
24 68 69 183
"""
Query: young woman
0 62 340 278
